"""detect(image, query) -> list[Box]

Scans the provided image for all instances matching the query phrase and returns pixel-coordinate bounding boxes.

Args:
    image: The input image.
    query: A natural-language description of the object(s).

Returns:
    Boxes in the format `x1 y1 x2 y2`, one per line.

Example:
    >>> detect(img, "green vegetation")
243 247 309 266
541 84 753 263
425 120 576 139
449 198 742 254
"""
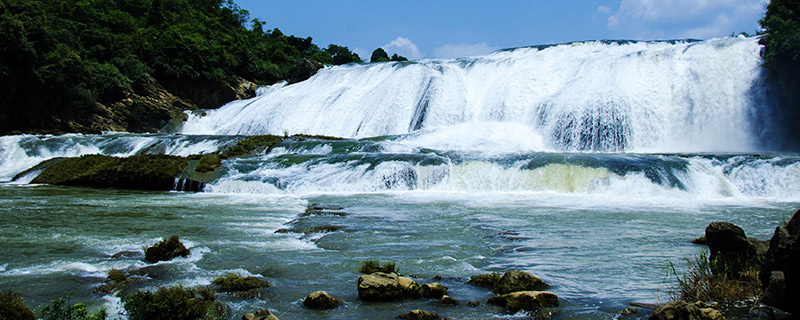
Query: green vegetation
195 154 221 173
94 269 136 295
144 235 191 263
122 286 225 320
211 273 269 298
0 290 36 320
669 251 761 309
41 296 107 320
219 135 283 158
759 0 800 149
359 260 397 274
31 154 188 190
0 0 361 134
369 48 407 63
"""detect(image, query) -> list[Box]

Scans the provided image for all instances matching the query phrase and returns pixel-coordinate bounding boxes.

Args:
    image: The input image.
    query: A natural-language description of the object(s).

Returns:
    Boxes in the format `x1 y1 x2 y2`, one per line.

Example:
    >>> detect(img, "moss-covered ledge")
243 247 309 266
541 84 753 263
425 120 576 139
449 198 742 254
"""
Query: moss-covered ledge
32 154 189 191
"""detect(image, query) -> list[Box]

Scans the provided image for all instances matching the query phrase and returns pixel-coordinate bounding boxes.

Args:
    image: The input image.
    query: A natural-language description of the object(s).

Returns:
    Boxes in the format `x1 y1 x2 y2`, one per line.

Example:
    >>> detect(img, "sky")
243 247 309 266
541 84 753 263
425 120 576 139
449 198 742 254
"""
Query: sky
235 0 769 60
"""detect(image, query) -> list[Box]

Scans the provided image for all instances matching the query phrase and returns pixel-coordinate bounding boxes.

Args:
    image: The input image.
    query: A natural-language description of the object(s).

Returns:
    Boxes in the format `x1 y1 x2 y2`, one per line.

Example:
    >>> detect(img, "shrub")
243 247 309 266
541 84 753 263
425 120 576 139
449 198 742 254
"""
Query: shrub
122 286 225 320
144 236 190 263
668 251 761 308
211 273 269 298
0 290 35 320
359 260 397 274
42 295 107 320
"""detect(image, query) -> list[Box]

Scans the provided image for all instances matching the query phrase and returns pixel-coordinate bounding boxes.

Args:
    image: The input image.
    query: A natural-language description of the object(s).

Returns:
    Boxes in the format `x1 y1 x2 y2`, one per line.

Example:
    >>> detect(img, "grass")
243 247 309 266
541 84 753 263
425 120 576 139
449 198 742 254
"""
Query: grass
123 286 225 320
359 260 397 274
668 251 761 308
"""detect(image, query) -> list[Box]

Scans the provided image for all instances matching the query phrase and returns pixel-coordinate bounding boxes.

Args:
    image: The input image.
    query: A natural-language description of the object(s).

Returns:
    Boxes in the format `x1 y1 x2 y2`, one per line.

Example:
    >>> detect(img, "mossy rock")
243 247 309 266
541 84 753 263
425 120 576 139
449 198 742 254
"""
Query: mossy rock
494 270 550 294
359 260 397 274
144 236 190 263
32 154 188 190
194 154 221 173
0 290 36 320
212 273 270 295
466 272 501 289
219 135 283 159
122 286 225 320
94 268 137 294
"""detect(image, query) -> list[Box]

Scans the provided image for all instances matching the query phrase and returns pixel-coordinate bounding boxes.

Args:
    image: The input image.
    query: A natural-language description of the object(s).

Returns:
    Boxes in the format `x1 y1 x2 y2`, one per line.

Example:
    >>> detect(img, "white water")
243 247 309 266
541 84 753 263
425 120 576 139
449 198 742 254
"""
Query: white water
183 37 768 153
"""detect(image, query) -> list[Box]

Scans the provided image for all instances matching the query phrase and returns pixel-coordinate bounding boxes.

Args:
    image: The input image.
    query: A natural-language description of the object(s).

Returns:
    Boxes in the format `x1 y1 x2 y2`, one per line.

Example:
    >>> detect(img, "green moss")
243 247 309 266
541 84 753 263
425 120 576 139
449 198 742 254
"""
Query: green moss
122 286 226 320
212 273 270 294
291 134 345 141
31 154 188 191
465 273 501 289
359 260 397 274
94 269 136 295
144 236 190 264
195 154 221 173
219 135 283 159
0 290 35 320
42 295 107 320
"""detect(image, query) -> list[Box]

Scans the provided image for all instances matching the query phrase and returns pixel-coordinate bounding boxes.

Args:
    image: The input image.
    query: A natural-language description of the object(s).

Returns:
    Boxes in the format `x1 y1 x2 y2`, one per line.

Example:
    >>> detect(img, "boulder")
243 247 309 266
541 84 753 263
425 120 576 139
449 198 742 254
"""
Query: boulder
494 270 550 294
144 236 190 263
357 272 419 301
398 309 440 320
487 291 559 312
243 309 279 320
303 291 343 309
288 59 324 84
438 295 459 306
704 222 766 278
420 283 447 299
466 272 500 289
759 209 800 315
621 307 639 316
649 301 726 320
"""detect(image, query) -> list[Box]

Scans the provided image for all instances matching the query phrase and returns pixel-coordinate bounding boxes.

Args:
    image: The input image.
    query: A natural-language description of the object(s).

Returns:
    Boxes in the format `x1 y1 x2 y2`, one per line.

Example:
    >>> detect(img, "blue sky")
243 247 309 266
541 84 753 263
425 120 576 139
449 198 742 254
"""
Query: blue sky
235 0 769 60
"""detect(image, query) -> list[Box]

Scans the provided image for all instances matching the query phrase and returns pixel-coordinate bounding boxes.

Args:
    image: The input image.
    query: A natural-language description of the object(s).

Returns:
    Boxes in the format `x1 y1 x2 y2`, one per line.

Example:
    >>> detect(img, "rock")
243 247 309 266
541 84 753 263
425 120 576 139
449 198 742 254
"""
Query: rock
438 295 458 306
534 307 559 320
111 250 142 259
704 222 766 278
31 154 190 191
487 291 559 312
759 209 800 315
466 273 500 289
420 283 447 299
398 309 440 320
649 301 726 320
144 236 190 263
243 309 279 320
357 272 419 301
212 273 270 298
494 270 550 294
621 307 639 315
692 236 707 245
303 291 343 309
467 301 481 307
288 59 324 84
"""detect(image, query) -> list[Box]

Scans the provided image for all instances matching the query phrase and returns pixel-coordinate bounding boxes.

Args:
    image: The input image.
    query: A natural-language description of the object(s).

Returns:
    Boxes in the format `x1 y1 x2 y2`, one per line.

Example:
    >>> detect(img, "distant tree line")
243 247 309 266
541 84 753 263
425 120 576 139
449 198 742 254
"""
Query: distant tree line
0 0 362 134
370 47 407 63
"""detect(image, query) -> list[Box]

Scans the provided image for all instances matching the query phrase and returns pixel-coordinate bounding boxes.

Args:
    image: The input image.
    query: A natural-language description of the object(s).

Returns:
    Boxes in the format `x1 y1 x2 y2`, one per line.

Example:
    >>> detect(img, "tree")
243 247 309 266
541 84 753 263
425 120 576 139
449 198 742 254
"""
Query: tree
370 47 389 62
390 53 408 62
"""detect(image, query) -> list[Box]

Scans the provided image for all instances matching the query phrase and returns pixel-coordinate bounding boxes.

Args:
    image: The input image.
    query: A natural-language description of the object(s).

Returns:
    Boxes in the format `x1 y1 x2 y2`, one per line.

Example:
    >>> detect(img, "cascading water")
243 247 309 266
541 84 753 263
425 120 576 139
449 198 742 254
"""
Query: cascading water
182 36 769 153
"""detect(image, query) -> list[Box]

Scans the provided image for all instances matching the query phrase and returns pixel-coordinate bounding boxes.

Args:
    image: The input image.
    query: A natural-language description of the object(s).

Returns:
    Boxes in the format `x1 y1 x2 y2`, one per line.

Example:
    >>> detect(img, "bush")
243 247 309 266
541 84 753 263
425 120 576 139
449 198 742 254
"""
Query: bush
144 236 190 263
0 290 35 320
122 286 225 320
42 295 107 320
359 260 397 274
668 251 761 308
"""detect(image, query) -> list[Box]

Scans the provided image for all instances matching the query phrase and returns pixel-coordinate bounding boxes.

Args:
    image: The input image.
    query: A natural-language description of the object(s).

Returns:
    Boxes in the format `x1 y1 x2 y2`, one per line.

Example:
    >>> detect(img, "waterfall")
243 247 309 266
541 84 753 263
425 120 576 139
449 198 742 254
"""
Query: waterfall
182 36 769 153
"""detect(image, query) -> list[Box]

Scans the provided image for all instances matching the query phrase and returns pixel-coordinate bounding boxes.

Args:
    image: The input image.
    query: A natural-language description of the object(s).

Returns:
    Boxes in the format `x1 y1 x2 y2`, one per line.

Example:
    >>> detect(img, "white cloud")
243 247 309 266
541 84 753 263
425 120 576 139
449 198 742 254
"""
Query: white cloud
606 0 767 39
382 37 423 60
596 5 612 14
433 42 500 59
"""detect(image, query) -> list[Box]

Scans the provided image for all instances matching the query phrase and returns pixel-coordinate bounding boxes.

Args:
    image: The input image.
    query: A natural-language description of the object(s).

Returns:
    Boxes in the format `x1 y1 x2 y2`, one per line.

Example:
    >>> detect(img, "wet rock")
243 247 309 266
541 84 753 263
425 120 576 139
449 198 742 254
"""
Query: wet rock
398 309 440 320
357 272 419 301
649 301 726 320
760 209 800 316
494 270 550 294
420 282 447 299
465 273 500 289
487 291 559 312
692 236 707 245
212 273 270 298
144 235 190 263
288 59 324 84
438 295 458 306
303 291 343 309
467 301 481 307
243 309 279 320
621 307 639 316
111 250 141 259
705 222 767 278
534 307 560 320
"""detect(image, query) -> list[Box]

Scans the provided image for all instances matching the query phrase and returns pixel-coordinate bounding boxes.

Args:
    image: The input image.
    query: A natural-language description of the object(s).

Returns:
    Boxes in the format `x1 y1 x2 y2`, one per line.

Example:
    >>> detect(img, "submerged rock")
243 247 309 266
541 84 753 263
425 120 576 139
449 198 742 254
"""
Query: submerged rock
420 283 447 299
357 272 419 301
243 309 279 320
487 291 559 312
438 295 459 306
212 273 270 298
144 236 190 263
303 291 343 309
31 154 189 191
760 209 800 316
398 309 440 320
649 301 726 320
705 222 767 279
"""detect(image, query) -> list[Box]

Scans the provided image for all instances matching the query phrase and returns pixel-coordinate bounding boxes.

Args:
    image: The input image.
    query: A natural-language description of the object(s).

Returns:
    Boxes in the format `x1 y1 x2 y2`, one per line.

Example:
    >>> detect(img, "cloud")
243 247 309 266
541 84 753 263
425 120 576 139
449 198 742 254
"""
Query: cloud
433 42 500 59
382 37 423 60
605 0 766 39
596 5 612 14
